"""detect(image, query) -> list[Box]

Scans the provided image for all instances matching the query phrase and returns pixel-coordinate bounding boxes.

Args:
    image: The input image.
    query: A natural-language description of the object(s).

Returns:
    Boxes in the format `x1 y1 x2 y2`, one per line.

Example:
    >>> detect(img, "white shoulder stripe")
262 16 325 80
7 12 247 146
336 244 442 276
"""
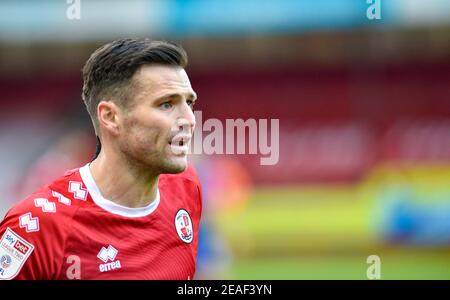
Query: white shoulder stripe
51 191 71 206
18 213 39 233
34 198 56 213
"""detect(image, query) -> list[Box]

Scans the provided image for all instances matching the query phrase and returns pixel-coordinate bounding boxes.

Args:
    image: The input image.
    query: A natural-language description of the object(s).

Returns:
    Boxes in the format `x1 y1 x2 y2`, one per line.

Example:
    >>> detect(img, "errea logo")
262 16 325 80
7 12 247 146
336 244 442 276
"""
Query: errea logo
97 245 121 273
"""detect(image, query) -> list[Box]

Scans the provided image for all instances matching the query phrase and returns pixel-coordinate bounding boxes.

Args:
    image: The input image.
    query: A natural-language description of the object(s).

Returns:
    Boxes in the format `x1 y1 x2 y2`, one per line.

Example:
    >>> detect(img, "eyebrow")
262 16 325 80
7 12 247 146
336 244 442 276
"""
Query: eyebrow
160 92 197 102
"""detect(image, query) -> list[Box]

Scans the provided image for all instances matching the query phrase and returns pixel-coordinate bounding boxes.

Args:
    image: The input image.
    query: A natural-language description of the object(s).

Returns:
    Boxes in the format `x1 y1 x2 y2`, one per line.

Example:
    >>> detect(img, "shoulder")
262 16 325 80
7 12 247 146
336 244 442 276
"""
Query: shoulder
1 186 79 245
0 176 81 279
1 168 85 242
8 167 86 219
159 164 203 211
5 189 74 226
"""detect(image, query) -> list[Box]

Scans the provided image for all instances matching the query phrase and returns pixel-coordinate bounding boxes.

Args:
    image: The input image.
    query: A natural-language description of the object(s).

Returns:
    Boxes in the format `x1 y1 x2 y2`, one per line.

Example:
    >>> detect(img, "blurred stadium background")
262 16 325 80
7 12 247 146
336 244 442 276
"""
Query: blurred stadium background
1 0 449 279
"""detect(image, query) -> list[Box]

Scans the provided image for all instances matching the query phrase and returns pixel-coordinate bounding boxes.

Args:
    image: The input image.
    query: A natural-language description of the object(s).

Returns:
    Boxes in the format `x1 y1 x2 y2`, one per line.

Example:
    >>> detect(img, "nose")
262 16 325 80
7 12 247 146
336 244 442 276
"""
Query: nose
177 102 196 131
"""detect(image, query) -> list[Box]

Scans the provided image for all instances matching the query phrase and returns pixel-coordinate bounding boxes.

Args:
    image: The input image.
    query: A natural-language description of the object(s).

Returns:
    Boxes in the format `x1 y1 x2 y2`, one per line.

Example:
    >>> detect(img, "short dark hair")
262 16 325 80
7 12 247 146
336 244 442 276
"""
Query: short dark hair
82 38 188 134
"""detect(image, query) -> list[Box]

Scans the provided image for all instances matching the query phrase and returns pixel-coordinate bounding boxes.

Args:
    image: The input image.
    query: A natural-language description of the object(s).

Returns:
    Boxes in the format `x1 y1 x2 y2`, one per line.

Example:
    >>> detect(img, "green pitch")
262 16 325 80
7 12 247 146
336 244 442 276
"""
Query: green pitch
230 251 450 279
213 171 450 280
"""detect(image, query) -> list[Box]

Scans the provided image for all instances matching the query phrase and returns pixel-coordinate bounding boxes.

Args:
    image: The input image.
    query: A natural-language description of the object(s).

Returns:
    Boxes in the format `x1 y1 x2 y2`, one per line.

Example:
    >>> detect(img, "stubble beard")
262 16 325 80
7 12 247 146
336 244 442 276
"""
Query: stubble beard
120 136 187 176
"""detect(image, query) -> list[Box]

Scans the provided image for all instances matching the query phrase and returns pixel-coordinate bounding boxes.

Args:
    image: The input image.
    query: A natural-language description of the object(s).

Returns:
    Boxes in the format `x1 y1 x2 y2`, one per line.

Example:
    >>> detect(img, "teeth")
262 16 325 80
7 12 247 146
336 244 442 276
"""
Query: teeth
171 136 190 145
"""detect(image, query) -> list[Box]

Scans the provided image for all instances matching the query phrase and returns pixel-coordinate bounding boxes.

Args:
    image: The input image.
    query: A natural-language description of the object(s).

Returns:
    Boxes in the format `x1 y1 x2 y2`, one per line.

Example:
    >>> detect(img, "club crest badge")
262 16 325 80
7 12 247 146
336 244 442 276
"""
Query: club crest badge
174 209 193 244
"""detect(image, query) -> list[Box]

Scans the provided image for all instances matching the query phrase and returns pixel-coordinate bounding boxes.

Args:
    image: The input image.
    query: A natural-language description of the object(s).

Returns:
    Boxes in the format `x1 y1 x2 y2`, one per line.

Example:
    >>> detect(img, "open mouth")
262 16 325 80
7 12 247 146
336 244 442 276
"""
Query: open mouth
169 140 185 146
169 135 190 147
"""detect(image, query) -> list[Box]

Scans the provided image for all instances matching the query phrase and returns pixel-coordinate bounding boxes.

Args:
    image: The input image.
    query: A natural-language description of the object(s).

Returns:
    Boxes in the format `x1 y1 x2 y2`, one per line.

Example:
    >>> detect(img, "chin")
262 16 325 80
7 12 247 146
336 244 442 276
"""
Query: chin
162 158 188 174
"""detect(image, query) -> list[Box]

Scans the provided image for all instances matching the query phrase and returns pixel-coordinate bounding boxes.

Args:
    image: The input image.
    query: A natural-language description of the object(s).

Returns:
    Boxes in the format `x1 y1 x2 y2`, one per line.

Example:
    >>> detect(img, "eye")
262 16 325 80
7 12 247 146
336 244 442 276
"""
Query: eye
187 100 195 109
159 101 172 110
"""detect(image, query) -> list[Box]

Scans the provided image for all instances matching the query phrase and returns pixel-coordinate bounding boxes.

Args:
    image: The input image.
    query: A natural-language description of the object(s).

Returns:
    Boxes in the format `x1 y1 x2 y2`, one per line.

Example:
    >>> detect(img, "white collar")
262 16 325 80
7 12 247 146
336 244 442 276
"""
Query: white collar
79 164 160 218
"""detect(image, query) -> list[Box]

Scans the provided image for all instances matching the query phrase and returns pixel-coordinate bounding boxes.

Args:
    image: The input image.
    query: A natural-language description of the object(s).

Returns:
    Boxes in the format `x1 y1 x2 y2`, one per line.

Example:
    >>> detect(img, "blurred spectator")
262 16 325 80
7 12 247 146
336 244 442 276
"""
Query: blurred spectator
10 128 95 201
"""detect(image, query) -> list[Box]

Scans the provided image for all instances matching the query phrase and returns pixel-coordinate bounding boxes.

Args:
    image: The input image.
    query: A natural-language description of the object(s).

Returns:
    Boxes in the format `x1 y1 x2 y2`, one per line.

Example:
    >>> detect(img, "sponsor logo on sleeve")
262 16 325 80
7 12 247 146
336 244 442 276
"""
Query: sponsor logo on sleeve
0 228 34 280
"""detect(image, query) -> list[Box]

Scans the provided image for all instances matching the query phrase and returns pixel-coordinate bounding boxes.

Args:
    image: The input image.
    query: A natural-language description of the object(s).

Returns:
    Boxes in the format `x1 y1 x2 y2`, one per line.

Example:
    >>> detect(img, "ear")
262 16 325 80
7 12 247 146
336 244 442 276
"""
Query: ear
97 100 122 136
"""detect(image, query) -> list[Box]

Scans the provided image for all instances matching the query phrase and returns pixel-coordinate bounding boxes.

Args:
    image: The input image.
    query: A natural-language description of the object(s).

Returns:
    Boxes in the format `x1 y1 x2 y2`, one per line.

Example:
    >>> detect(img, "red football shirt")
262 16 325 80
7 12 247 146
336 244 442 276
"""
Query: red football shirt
0 163 202 280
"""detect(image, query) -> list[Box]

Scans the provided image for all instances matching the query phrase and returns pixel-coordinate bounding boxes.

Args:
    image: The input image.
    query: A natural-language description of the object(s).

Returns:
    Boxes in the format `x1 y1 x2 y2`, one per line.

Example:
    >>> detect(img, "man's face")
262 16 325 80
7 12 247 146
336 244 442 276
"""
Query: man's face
117 65 197 174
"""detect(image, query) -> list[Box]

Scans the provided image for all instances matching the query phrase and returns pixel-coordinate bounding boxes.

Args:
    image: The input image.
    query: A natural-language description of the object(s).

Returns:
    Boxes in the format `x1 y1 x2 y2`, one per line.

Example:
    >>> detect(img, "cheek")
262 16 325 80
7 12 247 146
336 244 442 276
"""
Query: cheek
124 115 171 148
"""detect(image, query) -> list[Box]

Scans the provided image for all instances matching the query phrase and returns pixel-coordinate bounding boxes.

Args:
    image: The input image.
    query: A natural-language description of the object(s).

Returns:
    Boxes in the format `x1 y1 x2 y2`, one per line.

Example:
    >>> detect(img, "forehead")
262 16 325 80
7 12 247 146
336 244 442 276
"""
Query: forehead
132 64 195 99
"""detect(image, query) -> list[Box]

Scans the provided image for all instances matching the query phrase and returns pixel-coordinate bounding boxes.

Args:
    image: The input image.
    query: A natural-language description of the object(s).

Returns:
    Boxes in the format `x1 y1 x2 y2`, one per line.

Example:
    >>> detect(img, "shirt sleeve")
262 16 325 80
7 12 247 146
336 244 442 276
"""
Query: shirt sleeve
0 194 67 280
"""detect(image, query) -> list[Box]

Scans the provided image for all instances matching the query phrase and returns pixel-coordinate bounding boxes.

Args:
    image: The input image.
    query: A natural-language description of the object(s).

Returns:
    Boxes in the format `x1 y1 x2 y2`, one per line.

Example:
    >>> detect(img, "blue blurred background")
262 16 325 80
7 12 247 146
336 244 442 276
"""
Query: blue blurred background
0 0 449 279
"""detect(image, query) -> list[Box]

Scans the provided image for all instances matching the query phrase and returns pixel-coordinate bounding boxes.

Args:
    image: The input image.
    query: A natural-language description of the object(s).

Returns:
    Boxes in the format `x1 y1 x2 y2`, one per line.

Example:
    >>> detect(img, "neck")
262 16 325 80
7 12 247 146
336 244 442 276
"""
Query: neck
89 149 159 208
